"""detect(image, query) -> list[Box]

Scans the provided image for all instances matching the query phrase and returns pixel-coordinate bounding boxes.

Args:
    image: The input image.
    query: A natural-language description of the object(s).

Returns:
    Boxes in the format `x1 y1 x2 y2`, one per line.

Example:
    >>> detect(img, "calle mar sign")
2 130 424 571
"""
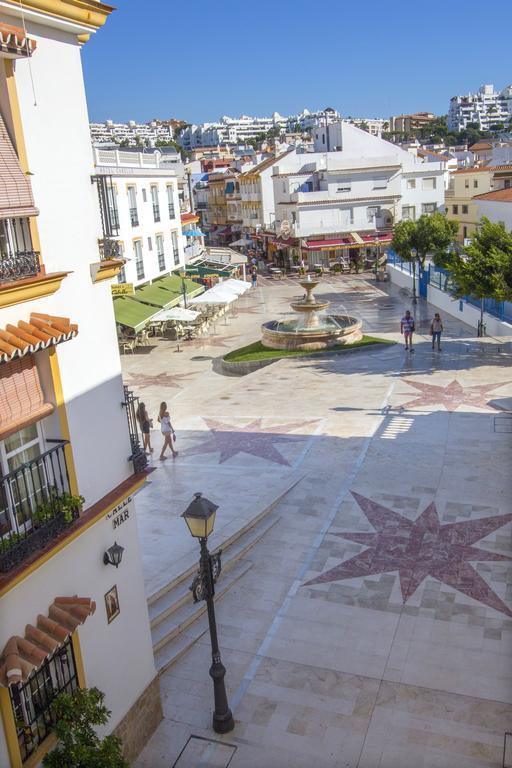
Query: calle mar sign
105 496 132 530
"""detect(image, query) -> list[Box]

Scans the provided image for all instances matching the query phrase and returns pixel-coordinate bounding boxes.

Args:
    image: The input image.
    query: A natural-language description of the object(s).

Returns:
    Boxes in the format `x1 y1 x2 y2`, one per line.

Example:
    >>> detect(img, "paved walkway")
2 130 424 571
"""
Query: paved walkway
125 275 512 768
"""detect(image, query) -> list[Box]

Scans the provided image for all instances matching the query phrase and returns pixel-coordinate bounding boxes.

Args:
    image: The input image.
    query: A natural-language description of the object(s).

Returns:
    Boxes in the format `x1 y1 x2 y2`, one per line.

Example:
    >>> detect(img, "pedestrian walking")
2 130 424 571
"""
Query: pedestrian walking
431 313 443 351
400 310 415 352
157 401 178 460
136 401 153 454
251 266 258 288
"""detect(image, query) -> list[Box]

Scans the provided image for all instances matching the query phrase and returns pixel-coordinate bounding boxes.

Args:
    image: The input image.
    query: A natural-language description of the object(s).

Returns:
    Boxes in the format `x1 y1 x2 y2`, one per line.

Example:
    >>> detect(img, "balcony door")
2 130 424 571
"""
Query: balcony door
0 423 46 536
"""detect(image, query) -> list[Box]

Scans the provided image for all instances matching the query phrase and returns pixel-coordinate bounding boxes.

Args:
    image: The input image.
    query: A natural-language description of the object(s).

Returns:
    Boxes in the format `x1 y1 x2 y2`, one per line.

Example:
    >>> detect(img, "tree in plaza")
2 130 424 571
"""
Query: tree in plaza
391 213 458 302
43 687 128 768
445 217 512 335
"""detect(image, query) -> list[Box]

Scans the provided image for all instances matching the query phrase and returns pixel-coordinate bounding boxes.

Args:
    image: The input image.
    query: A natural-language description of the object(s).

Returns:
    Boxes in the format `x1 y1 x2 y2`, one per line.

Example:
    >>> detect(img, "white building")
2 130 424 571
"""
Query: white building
347 118 385 137
92 147 185 286
272 122 445 266
0 3 161 766
90 119 174 146
474 188 512 231
179 108 341 150
448 84 512 132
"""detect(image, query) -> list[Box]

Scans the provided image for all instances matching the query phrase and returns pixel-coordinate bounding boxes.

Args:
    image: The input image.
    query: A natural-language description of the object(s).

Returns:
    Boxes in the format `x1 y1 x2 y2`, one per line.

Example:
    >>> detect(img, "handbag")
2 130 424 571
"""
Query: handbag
172 431 177 443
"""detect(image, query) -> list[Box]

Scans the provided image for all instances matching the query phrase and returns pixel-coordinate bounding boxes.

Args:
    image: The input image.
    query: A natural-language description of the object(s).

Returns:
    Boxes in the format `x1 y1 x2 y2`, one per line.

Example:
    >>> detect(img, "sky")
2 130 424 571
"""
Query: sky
83 0 512 126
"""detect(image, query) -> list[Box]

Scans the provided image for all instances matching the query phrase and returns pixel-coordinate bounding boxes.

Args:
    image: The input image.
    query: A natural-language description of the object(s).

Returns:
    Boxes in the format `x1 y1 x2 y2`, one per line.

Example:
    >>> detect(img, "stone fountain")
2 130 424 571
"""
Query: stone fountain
261 276 362 350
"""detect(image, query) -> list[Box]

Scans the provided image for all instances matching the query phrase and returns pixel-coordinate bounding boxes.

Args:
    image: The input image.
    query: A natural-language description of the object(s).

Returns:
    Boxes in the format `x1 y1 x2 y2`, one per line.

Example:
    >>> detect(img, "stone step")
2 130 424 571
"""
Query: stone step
147 477 301 609
153 560 253 674
149 513 279 631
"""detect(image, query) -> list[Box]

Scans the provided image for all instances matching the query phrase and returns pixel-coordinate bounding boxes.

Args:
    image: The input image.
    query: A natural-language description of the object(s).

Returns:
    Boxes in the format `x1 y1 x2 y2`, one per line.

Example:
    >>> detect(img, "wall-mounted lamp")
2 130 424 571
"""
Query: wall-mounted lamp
103 542 124 568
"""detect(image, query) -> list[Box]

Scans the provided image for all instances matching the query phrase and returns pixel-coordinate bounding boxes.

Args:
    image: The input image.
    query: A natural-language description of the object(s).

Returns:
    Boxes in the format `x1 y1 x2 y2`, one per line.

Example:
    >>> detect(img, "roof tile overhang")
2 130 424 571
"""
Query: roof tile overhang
0 312 78 364
0 596 95 687
0 22 37 58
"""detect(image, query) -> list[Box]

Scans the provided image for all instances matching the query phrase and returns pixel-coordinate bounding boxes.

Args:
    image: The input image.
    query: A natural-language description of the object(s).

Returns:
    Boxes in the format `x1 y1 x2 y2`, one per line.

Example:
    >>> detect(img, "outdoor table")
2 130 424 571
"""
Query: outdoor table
269 268 283 279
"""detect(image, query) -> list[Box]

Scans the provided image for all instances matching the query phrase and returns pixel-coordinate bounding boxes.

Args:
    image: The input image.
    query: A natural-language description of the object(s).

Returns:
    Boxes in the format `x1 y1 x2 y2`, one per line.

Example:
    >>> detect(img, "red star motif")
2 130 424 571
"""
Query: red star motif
126 372 195 390
186 334 240 349
305 492 512 617
398 379 511 412
186 418 315 465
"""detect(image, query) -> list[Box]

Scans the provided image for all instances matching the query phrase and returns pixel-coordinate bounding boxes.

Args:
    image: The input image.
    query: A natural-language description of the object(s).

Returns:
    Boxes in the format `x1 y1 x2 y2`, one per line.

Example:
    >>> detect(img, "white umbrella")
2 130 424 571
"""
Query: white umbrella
217 279 246 296
190 291 233 305
223 278 251 294
151 307 200 322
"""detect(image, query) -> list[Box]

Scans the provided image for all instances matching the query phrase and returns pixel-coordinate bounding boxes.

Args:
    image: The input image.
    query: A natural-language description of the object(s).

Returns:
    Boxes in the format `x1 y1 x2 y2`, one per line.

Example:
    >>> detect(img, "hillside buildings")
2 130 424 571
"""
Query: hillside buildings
445 164 512 242
90 119 174 146
448 84 512 132
0 2 161 766
388 112 437 135
179 108 341 151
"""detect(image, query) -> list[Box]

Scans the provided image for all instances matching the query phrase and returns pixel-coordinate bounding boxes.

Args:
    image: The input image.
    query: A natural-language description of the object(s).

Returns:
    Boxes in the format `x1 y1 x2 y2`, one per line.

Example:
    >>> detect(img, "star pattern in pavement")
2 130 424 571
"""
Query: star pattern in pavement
398 378 511 412
186 334 240 350
126 372 195 390
305 492 512 616
186 418 315 465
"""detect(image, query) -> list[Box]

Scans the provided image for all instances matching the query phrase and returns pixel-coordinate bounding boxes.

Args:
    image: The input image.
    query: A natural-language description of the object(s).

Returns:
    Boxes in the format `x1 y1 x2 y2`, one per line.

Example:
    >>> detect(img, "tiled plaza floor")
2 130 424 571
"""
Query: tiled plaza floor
125 274 512 768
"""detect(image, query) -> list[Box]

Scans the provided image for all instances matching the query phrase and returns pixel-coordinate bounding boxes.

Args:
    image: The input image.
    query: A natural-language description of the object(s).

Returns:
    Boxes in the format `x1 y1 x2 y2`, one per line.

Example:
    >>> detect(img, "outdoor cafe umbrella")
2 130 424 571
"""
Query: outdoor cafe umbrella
151 307 200 323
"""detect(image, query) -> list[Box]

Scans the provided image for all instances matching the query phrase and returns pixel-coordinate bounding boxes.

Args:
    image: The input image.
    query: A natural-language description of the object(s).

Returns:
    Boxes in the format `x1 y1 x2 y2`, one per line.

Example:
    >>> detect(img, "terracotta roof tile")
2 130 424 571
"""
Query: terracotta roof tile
452 165 512 175
0 313 78 364
473 188 512 202
469 142 493 151
0 596 95 687
0 22 37 58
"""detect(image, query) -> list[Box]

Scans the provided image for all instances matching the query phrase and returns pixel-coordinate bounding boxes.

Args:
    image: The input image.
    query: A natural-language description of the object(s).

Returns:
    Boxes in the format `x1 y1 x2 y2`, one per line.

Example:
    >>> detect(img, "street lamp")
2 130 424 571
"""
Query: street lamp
179 271 188 308
411 248 418 304
182 493 235 734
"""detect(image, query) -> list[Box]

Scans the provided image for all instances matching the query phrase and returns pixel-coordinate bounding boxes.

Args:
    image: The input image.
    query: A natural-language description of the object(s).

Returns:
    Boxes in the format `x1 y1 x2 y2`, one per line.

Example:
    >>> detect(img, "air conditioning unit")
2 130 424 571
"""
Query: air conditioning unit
463 237 472 247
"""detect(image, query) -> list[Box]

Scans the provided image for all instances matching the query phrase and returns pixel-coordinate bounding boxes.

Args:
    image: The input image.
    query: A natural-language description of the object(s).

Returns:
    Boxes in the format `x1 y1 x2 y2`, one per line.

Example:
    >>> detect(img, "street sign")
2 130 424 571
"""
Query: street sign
112 283 134 295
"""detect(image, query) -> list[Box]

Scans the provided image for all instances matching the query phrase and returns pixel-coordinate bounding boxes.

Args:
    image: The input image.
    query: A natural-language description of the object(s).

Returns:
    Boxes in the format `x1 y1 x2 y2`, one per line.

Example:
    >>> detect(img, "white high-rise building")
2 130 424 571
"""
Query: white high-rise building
448 84 512 132
90 119 174 146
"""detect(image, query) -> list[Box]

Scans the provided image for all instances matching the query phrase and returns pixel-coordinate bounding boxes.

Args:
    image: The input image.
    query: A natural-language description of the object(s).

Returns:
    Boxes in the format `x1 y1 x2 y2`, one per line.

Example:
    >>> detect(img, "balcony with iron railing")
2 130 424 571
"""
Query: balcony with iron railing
130 207 139 227
0 439 81 573
0 216 41 285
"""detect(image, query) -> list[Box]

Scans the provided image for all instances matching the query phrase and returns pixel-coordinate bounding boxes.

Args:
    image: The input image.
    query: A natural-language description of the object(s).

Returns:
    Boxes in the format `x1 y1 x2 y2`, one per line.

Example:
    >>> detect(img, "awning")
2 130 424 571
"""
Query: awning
0 355 53 440
271 237 298 248
0 114 39 219
153 273 204 299
303 233 393 250
133 282 181 309
0 596 95 687
0 313 78 363
183 228 204 237
113 296 160 331
350 231 365 245
151 307 200 323
181 212 199 225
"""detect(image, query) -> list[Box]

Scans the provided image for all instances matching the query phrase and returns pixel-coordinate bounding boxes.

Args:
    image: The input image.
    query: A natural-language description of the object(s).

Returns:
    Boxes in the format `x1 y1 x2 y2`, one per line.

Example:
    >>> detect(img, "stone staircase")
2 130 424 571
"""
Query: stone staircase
148 479 301 675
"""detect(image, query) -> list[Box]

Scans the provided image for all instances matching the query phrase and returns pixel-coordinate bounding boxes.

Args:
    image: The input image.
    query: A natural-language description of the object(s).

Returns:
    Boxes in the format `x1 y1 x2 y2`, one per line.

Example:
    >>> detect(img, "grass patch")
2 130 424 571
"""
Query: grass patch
224 335 394 363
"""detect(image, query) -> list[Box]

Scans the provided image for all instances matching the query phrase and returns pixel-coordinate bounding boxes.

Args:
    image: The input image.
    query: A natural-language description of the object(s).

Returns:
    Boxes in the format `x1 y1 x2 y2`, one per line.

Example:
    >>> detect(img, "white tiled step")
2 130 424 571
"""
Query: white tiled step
153 560 253 674
147 477 301 608
149 514 279 631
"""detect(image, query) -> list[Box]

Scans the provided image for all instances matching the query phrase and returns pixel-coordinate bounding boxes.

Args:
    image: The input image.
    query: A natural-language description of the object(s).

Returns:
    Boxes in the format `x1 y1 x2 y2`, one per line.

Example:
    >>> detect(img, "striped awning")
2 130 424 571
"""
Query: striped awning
0 113 38 219
0 313 78 364
0 597 95 687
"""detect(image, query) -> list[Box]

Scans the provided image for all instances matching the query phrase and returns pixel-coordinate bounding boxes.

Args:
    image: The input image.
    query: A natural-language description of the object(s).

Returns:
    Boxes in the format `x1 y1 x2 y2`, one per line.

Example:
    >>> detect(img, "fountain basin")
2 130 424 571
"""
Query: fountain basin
261 315 362 350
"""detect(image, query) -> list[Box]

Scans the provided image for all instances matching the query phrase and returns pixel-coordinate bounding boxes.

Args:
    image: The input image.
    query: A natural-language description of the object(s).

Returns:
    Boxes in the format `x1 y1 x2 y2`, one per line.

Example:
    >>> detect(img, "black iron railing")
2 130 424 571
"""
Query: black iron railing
98 238 122 261
122 386 148 474
0 440 81 573
168 203 176 219
130 207 139 227
153 203 161 222
0 250 40 283
158 251 165 271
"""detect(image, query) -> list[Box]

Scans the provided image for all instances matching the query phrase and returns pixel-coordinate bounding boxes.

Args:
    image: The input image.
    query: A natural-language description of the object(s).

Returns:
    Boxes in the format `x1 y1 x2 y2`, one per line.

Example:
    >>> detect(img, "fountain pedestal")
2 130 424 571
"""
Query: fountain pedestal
261 277 362 350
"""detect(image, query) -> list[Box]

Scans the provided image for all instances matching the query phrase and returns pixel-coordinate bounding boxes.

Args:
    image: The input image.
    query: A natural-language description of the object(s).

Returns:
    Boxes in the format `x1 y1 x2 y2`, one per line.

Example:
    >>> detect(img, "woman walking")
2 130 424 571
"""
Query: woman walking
157 401 178 460
136 401 153 454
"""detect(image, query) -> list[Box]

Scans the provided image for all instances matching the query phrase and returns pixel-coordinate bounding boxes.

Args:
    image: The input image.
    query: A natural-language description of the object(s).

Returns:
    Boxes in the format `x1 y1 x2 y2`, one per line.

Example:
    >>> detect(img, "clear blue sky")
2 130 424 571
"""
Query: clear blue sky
83 0 512 125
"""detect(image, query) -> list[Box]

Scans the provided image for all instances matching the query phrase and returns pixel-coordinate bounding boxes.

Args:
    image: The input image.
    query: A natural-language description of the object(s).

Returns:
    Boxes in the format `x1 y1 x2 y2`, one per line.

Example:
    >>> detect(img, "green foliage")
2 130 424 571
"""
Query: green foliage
392 213 458 268
445 218 512 303
43 688 128 768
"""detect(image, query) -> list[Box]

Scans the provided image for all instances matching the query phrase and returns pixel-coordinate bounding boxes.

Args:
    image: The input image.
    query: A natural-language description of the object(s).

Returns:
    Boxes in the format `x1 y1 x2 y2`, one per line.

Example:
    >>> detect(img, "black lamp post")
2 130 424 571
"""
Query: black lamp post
180 271 188 308
411 248 418 304
182 493 234 734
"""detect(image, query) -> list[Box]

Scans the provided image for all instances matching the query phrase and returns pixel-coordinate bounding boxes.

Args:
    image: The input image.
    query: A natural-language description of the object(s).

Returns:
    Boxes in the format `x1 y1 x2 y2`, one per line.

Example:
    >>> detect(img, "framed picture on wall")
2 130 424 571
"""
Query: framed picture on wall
104 585 120 624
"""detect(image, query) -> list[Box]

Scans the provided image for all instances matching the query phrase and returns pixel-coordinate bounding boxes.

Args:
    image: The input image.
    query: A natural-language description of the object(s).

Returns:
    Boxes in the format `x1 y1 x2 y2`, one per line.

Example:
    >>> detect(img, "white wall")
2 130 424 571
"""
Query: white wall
0 499 156 765
388 264 512 336
110 173 184 285
475 199 512 232
7 21 131 503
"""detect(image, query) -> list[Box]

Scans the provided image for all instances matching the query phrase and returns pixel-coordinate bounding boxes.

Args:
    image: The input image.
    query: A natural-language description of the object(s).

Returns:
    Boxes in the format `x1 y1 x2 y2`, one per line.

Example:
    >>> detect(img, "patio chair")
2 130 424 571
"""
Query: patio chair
119 338 135 355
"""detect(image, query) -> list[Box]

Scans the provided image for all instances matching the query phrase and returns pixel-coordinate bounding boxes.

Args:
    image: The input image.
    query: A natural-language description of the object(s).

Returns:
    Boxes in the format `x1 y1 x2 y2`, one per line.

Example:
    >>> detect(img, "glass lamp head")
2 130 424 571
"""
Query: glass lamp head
182 492 218 539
